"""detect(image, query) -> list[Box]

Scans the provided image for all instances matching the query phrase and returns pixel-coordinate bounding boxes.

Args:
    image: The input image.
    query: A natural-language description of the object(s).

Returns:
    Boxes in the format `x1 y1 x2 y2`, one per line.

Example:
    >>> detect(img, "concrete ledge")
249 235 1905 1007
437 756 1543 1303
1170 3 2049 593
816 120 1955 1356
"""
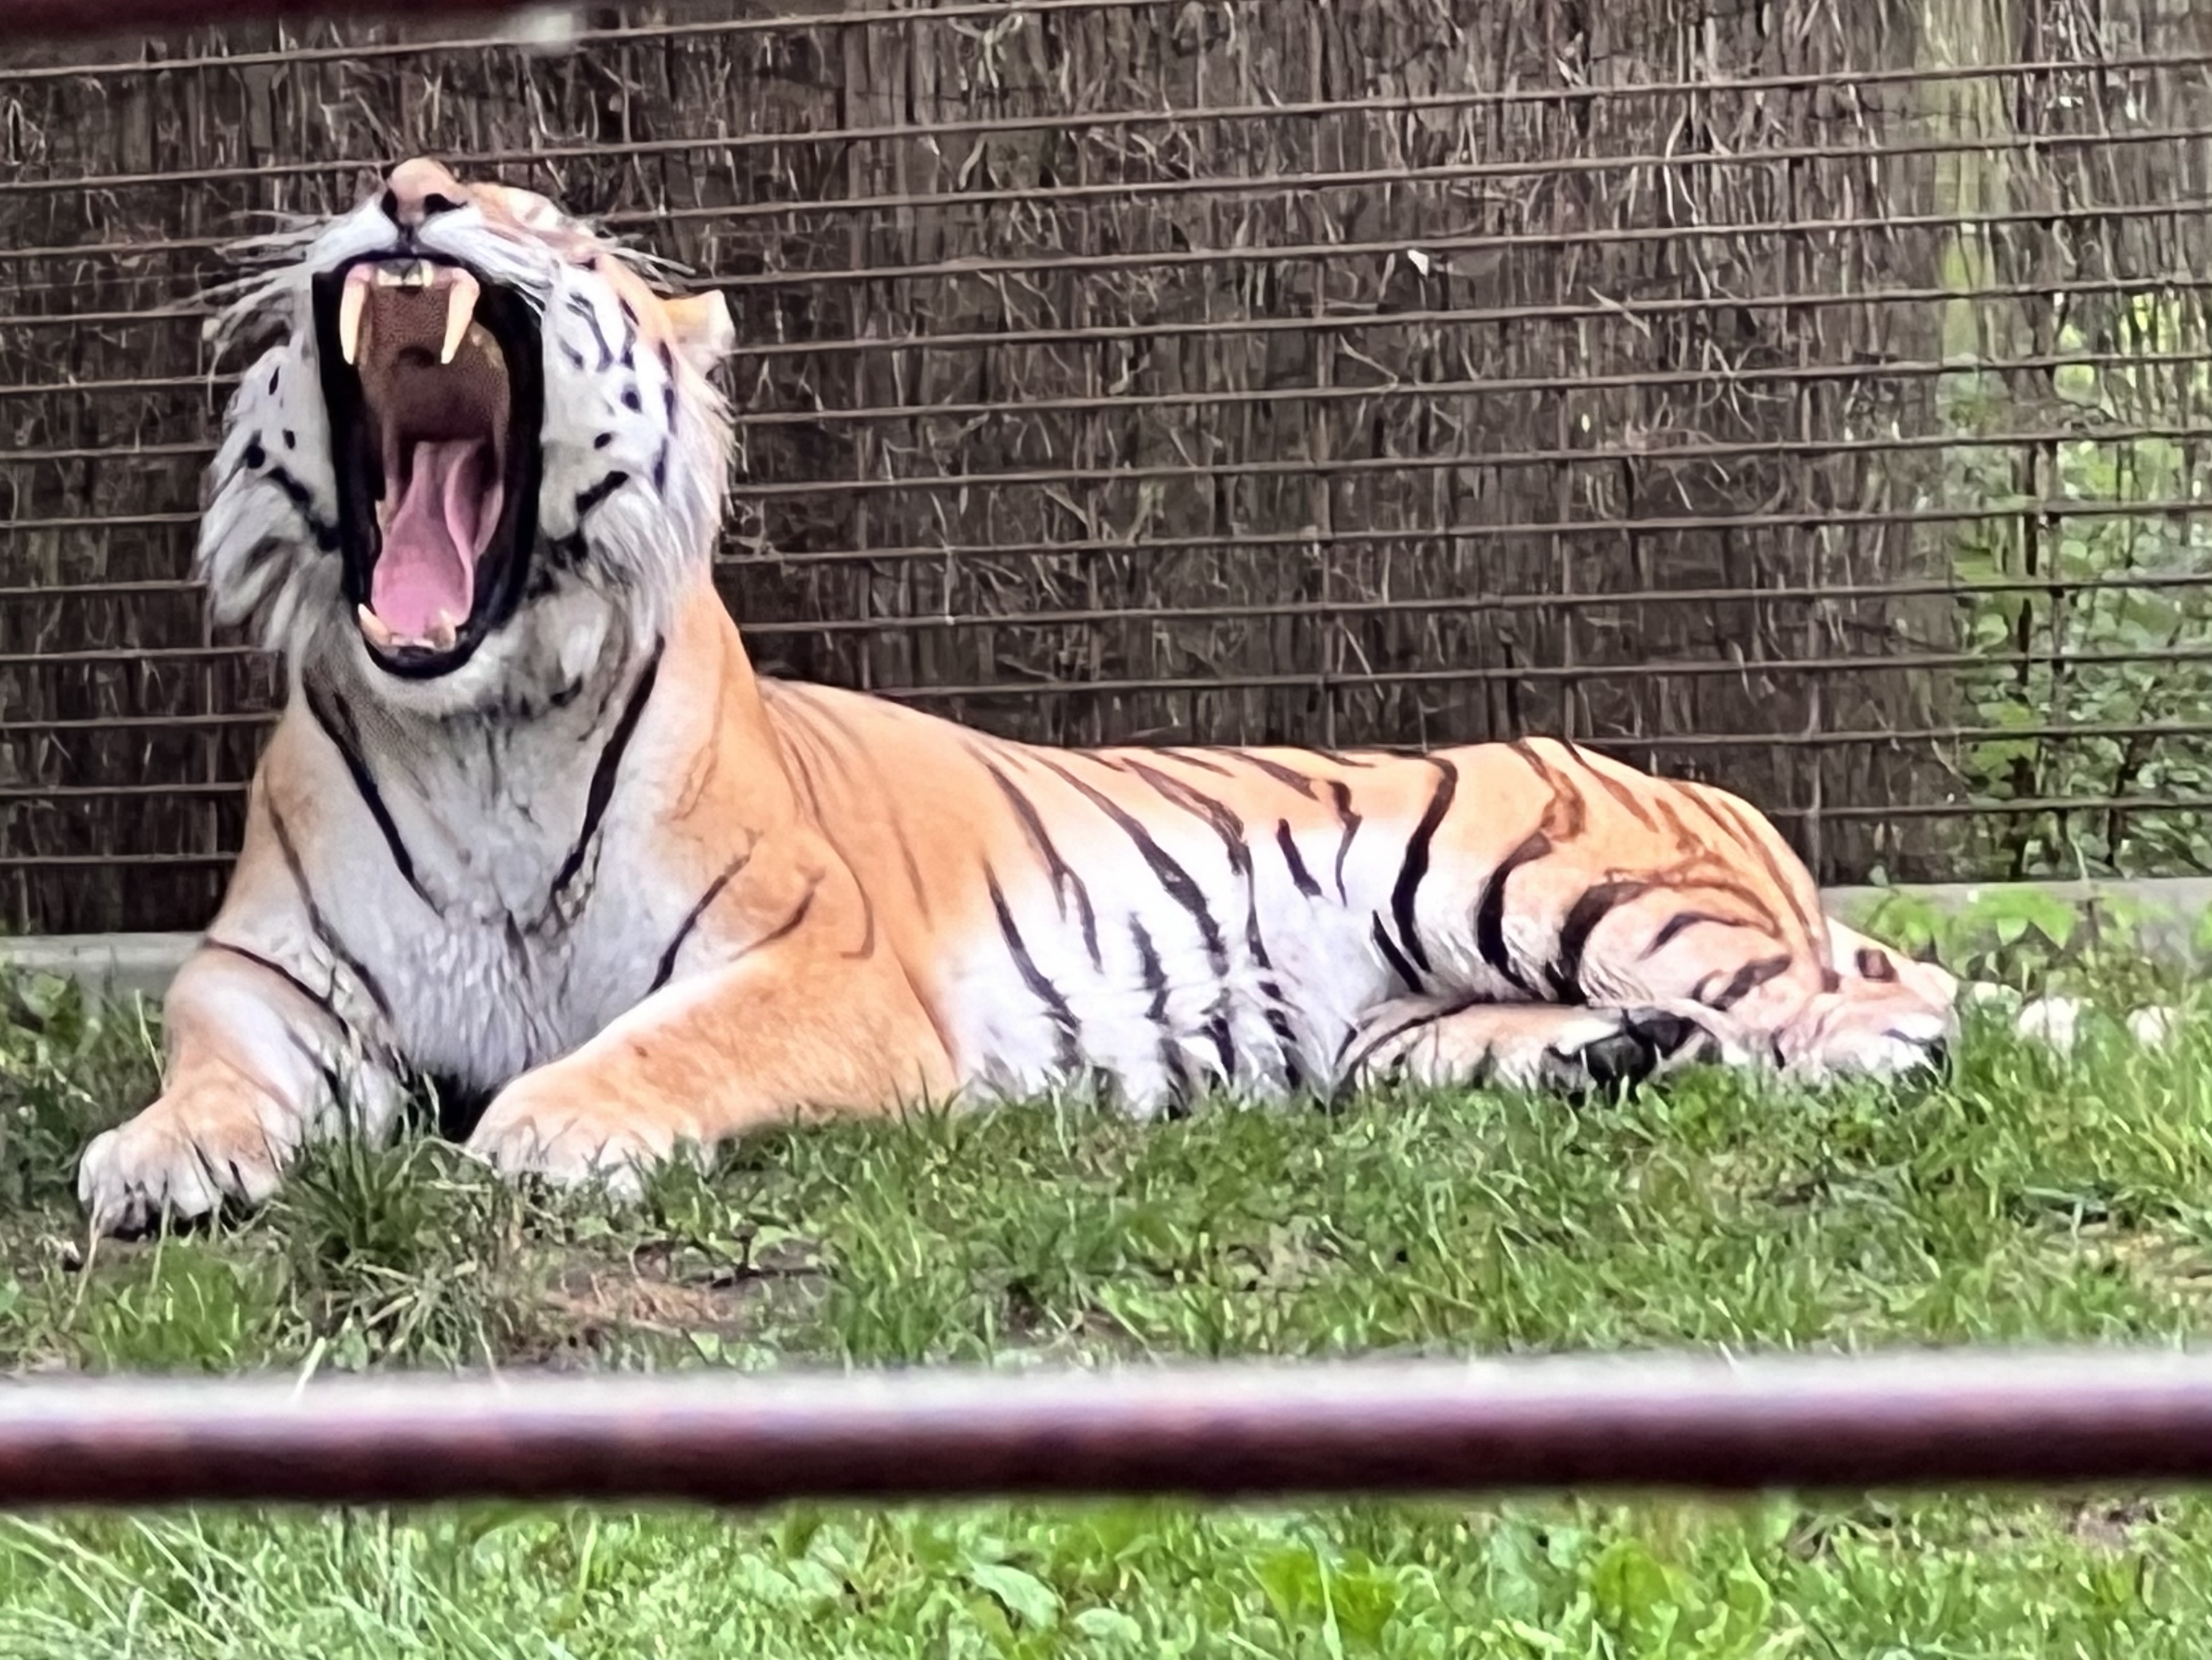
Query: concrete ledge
1 932 201 1008
1823 878 2212 914
7 878 2211 1009
1824 878 2212 963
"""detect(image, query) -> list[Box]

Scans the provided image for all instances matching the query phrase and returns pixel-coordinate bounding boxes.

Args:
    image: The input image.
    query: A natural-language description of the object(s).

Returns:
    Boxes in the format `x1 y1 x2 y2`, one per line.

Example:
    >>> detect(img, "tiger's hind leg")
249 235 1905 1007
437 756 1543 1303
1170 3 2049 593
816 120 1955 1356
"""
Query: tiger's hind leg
1337 996 1723 1098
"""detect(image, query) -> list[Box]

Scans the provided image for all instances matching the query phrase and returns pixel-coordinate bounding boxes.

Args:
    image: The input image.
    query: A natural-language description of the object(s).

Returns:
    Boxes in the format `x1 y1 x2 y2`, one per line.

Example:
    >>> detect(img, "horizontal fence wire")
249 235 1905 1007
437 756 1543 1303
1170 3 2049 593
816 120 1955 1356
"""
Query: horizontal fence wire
6 0 2212 930
10 1351 2212 1508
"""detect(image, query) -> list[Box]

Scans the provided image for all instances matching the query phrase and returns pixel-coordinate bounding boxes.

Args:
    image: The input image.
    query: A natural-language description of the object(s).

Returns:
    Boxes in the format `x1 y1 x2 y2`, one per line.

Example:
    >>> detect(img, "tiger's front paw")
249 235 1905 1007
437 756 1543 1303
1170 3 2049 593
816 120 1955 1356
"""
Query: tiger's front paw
462 1077 691 1198
1568 1008 1726 1091
76 1086 294 1237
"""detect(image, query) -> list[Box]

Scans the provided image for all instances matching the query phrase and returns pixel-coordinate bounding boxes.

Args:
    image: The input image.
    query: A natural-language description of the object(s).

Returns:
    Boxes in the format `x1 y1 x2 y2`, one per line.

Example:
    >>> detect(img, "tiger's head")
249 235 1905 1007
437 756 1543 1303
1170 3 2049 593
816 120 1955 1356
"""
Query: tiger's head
199 157 735 713
1784 930 1963 1085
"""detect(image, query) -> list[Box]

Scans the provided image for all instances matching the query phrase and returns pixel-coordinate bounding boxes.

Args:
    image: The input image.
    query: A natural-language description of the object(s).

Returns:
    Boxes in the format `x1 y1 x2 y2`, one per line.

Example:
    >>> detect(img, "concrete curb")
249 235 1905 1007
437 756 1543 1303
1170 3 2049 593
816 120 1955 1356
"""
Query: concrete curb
1 932 201 1008
1822 878 2212 963
7 878 2209 1009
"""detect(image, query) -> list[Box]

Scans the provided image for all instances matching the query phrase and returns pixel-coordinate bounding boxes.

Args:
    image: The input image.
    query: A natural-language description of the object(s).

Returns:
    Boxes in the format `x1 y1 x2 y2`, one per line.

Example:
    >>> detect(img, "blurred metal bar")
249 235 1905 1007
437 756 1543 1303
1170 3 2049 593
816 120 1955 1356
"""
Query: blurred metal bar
3 1352 2212 1509
2 0 571 39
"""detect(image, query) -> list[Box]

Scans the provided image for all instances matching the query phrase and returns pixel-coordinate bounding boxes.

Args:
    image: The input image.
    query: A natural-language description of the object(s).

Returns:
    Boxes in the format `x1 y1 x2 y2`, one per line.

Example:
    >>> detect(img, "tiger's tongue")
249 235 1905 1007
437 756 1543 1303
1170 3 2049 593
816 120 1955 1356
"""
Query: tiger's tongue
369 438 502 640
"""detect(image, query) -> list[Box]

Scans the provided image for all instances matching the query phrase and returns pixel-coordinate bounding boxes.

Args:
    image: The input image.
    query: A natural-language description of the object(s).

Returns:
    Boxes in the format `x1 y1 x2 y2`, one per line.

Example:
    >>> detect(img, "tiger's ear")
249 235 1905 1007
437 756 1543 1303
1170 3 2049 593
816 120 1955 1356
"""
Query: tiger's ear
664 290 735 376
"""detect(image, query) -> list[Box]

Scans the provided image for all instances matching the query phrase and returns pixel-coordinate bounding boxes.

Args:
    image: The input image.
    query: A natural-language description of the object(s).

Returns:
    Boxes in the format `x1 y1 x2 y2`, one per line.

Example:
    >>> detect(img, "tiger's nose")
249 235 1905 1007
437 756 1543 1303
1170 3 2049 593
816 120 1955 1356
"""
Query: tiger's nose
381 158 466 231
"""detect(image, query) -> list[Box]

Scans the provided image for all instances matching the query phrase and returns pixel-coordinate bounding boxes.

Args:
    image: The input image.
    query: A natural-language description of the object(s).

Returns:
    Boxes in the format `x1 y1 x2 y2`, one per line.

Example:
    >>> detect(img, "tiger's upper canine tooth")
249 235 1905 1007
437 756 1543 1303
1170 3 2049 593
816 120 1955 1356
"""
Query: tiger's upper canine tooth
439 270 482 365
338 267 372 365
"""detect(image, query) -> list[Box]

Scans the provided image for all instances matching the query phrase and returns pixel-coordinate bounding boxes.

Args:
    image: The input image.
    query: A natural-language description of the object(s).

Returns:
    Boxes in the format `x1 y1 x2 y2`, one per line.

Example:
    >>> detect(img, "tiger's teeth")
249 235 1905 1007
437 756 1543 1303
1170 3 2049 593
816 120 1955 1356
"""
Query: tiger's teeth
428 610 460 652
397 260 429 289
356 604 396 651
338 271 370 365
439 270 481 365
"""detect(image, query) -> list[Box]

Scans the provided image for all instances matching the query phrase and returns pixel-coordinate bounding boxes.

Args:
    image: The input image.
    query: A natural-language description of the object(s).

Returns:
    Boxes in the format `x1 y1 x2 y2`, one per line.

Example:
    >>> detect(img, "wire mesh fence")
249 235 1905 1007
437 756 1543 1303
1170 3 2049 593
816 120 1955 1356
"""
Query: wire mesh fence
4 0 2212 934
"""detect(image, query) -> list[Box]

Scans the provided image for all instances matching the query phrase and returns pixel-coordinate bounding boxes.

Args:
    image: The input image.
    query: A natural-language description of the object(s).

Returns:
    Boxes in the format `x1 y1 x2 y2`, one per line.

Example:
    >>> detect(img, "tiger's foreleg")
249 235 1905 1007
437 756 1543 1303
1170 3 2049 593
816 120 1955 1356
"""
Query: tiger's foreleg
76 943 407 1234
1340 880 1953 1101
462 922 958 1192
1339 995 1726 1098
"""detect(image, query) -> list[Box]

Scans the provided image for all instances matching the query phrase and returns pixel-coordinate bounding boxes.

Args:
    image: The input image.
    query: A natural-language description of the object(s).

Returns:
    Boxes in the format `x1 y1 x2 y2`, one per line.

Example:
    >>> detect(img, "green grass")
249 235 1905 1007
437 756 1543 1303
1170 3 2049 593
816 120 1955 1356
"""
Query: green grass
6 966 2212 1656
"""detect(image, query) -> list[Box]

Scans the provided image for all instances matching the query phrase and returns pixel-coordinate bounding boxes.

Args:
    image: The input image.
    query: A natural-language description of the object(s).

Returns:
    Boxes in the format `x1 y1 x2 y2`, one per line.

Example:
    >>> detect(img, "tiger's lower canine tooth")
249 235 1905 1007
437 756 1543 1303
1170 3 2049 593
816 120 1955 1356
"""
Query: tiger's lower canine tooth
356 604 396 650
440 270 482 365
428 610 460 652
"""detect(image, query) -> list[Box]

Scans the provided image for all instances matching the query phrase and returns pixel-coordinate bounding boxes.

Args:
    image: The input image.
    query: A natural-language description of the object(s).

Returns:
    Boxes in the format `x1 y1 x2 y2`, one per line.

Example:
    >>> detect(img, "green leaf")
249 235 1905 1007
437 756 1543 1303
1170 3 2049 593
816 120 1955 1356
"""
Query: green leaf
1328 1563 1401 1650
1071 1608 1145 1645
1721 1561 1776 1636
1255 1543 1324 1628
725 1555 808 1608
1590 1537 1670 1619
967 1561 1062 1631
1485 1521 1547 1622
787 1557 846 1603
1499 1618 1567 1654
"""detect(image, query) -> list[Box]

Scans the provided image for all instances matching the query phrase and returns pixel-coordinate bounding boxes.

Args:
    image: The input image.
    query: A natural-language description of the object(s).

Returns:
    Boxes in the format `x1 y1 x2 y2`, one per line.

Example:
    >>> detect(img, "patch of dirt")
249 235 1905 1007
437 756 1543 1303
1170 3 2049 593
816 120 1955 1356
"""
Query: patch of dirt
546 1263 753 1335
992 1282 1145 1363
2063 1498 2161 1552
532 1235 831 1361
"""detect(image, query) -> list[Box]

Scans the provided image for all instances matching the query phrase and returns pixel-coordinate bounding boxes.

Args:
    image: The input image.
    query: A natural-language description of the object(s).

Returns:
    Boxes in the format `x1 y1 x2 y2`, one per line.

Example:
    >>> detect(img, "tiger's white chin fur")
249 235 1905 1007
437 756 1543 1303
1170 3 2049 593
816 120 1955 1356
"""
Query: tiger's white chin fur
260 570 633 723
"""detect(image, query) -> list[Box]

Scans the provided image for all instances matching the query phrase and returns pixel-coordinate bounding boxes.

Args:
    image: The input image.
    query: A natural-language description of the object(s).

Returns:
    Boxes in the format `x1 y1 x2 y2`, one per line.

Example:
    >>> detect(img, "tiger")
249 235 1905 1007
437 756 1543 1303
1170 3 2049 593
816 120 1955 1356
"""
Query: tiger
75 158 1961 1235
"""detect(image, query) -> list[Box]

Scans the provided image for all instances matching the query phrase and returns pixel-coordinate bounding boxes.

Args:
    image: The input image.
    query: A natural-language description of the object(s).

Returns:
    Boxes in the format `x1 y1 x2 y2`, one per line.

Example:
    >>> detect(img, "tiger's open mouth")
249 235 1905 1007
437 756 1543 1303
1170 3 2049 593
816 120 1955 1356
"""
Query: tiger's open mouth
311 254 543 679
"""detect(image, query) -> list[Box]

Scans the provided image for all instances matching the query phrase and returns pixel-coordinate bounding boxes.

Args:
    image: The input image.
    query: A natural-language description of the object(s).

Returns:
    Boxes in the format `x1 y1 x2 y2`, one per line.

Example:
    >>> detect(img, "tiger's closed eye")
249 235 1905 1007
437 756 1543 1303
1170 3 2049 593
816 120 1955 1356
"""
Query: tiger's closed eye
1856 946 1898 983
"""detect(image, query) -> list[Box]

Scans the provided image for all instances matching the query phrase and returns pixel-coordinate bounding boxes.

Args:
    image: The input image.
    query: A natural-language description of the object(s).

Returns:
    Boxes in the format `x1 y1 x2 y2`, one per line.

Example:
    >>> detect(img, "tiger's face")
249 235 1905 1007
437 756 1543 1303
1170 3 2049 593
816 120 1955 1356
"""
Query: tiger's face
1784 935 1963 1084
199 158 735 712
